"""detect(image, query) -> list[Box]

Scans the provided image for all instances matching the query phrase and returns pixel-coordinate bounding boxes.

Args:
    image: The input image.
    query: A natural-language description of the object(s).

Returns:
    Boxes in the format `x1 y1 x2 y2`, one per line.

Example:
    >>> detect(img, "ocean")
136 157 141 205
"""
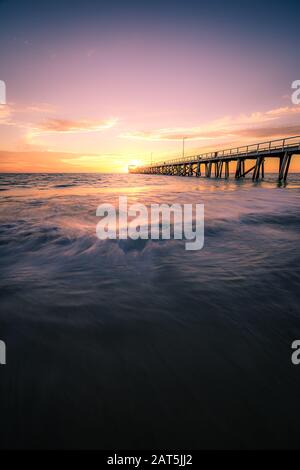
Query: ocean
0 172 300 449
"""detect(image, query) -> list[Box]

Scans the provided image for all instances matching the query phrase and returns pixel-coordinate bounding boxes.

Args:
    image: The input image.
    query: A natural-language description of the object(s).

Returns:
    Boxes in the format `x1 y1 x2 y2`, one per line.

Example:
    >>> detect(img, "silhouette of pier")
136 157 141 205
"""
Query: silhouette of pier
129 136 300 182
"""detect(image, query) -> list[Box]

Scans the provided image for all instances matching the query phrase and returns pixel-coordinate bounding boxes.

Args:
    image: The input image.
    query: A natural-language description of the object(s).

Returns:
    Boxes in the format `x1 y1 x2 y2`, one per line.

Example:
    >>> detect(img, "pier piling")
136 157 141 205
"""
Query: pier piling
130 136 300 183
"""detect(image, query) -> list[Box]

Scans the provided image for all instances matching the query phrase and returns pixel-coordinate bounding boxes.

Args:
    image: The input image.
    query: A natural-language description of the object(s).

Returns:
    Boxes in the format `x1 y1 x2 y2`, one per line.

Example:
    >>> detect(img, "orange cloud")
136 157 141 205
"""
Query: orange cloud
34 117 118 134
0 105 12 123
120 105 300 142
0 102 56 121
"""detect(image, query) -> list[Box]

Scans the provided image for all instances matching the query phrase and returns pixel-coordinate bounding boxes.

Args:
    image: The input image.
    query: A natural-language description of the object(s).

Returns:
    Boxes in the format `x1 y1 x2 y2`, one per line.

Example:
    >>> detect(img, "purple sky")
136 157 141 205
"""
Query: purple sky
0 0 299 172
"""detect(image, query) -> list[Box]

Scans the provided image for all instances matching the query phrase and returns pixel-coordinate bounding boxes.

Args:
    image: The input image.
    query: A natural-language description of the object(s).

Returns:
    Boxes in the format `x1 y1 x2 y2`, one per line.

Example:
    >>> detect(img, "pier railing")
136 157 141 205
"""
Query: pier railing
145 135 300 168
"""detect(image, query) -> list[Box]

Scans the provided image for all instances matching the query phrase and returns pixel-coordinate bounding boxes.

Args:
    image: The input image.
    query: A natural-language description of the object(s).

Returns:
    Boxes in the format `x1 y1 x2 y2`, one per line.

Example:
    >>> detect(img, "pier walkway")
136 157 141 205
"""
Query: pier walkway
129 136 300 182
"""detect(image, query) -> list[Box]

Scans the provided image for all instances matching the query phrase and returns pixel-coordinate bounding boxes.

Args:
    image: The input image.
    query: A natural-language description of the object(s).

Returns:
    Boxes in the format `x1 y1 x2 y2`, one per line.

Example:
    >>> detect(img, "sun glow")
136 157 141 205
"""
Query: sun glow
125 159 142 173
128 159 141 167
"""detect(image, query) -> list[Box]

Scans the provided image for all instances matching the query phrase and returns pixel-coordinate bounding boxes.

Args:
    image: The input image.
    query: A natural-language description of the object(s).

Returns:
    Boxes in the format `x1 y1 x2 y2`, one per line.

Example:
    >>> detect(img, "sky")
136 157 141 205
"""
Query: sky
0 0 300 172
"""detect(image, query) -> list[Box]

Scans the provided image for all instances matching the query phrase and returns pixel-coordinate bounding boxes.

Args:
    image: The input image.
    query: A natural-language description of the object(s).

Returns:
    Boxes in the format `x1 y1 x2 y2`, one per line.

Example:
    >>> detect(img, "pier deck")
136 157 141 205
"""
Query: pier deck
129 136 300 182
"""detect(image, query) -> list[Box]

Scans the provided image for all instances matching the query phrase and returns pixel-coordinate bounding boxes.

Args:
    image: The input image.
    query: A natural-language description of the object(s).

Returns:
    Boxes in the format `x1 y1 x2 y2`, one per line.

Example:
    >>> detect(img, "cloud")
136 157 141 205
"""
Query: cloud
0 104 12 123
120 105 300 142
235 125 300 139
0 102 57 131
1 103 117 143
34 117 118 135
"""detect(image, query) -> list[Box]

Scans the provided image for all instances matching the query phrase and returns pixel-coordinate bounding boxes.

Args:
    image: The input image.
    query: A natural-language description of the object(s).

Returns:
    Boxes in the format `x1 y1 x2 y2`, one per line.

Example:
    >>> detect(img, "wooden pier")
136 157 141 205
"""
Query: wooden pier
129 136 300 182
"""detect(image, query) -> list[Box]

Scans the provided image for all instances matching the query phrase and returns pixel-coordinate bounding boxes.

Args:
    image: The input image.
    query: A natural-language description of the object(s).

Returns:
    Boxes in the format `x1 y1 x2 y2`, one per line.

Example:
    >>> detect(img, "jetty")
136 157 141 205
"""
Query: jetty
129 136 300 182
